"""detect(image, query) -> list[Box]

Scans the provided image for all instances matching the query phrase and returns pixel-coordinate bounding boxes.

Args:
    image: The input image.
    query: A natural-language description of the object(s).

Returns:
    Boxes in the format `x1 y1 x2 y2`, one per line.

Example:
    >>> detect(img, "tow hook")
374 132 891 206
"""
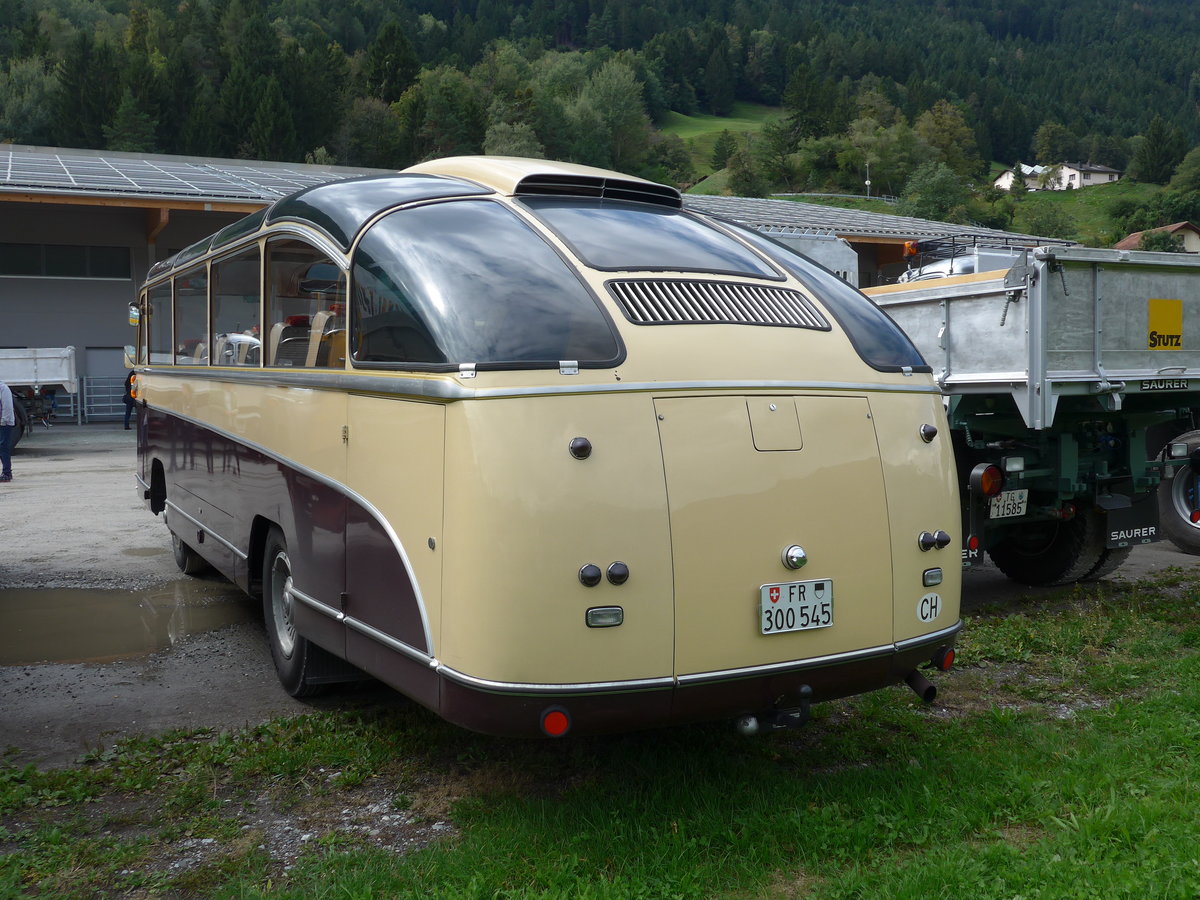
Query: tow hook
735 685 813 735
905 669 937 703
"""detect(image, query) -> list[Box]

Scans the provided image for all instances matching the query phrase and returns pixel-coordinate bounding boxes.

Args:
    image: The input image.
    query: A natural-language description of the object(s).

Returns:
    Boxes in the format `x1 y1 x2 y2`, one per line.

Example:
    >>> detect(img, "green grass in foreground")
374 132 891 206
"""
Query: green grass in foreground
3 569 1200 897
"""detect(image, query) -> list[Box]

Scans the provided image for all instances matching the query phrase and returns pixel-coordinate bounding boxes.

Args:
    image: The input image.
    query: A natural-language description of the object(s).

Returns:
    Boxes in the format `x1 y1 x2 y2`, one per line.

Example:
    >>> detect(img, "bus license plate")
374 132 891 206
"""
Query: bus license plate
990 489 1028 519
760 579 833 635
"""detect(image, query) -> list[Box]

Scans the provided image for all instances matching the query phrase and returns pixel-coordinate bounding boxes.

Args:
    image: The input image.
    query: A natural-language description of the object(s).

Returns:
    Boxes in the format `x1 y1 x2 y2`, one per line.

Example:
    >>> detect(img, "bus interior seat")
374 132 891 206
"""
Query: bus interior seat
269 316 311 366
305 311 346 367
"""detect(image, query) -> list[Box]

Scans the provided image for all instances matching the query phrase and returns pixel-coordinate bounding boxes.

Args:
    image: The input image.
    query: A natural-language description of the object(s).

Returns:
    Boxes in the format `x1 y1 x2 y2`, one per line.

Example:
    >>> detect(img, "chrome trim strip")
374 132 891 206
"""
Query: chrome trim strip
437 664 676 696
676 643 894 686
164 500 249 561
344 616 436 667
291 585 344 622
894 620 962 652
141 366 941 399
155 407 435 654
434 621 965 695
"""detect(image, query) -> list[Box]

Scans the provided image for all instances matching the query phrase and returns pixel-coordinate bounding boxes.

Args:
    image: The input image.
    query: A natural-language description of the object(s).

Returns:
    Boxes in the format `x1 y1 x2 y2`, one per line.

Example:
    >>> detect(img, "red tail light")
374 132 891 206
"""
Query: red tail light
970 463 1004 498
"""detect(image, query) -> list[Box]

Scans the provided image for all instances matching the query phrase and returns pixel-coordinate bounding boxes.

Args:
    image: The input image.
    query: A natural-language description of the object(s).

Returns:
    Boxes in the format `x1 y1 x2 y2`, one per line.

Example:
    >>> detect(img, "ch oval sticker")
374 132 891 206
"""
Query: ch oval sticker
917 592 943 623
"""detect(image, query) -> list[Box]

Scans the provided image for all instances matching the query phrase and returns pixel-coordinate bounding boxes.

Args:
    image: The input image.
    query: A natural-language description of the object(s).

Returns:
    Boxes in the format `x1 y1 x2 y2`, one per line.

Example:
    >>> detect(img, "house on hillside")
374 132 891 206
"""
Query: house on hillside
1113 221 1200 252
994 161 1121 191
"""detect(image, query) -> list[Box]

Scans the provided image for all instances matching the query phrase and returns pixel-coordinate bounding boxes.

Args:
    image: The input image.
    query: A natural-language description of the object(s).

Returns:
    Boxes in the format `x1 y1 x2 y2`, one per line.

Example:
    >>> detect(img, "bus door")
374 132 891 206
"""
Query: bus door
654 395 894 680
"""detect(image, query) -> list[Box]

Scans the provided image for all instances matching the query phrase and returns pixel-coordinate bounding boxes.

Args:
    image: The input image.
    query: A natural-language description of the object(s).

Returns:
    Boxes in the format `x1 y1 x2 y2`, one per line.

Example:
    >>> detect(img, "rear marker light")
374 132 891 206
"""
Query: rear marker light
923 568 943 587
569 437 592 460
932 646 955 671
970 463 1004 498
541 707 571 737
933 530 952 549
919 424 938 443
918 532 937 551
607 562 630 585
967 535 980 551
579 564 602 587
1169 442 1189 459
586 606 623 627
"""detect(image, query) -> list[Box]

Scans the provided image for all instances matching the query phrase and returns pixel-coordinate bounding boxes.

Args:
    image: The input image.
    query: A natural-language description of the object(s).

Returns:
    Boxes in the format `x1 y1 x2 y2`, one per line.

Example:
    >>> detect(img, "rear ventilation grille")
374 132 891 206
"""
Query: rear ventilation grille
607 279 831 329
515 174 682 209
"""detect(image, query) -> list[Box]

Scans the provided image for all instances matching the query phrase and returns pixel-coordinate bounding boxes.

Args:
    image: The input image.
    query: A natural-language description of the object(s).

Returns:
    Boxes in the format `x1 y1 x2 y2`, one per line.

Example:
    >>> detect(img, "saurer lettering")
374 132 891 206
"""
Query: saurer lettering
1109 526 1157 543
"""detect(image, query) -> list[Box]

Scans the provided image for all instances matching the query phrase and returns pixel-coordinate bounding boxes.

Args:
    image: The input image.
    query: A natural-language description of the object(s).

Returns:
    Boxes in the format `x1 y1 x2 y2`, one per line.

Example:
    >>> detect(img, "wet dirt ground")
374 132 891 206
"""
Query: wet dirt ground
0 423 1197 768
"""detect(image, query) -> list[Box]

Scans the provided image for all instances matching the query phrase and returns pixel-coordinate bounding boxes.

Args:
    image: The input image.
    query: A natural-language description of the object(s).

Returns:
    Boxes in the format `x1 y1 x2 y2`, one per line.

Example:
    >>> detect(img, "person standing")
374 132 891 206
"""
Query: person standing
123 370 136 430
0 379 14 482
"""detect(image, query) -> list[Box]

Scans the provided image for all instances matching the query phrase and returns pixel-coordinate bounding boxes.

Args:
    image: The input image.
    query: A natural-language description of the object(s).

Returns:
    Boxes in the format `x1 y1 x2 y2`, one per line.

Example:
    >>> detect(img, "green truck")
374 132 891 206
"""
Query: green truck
865 242 1200 584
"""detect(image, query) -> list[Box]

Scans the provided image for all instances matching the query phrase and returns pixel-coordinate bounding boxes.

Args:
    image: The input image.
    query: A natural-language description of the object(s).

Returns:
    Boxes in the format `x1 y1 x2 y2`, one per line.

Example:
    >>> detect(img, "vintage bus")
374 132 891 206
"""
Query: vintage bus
130 157 961 738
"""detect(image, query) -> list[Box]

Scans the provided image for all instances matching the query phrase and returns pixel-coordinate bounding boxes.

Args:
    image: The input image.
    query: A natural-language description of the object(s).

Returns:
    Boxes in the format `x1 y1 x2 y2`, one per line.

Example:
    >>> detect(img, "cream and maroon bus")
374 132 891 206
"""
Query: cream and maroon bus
131 156 961 738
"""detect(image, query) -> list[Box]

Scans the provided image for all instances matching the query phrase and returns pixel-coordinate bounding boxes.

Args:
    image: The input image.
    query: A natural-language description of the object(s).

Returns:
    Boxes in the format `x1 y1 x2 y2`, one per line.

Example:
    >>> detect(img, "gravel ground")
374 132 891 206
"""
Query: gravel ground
0 423 1196 770
0 424 326 768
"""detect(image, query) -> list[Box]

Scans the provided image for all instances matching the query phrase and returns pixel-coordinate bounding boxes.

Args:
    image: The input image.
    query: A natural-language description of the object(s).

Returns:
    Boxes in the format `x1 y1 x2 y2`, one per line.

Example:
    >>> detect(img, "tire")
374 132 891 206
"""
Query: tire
11 402 27 450
262 526 329 698
171 530 211 576
1158 428 1200 555
987 510 1106 586
1080 546 1132 582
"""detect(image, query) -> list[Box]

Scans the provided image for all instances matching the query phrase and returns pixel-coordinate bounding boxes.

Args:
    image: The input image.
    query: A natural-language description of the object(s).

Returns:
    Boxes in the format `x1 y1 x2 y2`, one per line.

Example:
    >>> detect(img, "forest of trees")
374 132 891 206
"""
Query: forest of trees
3 0 1200 234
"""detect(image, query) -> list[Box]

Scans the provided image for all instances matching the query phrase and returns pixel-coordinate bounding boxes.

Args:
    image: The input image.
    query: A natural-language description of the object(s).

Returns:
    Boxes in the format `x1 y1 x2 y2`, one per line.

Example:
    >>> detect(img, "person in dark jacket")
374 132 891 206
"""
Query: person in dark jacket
123 370 136 430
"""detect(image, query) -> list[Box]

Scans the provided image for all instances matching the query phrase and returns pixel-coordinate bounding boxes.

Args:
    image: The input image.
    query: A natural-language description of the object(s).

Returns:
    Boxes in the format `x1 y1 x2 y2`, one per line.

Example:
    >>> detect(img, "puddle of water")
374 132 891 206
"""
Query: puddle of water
0 581 254 665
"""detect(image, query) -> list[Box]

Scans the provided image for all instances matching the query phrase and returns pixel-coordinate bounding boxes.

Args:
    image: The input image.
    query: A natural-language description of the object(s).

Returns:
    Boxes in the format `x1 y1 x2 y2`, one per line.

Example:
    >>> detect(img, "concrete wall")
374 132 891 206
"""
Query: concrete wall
0 201 246 377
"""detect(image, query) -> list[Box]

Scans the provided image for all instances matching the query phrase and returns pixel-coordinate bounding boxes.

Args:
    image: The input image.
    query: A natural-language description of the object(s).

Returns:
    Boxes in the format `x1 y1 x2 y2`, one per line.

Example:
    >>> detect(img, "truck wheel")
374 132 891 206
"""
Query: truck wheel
1158 429 1200 555
11 402 27 450
263 526 329 698
987 511 1105 586
171 531 211 576
1080 546 1132 581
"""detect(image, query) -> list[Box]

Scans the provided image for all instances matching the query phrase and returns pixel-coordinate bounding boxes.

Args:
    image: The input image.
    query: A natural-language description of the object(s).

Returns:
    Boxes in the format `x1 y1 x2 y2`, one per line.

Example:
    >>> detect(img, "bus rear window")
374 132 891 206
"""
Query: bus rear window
521 197 780 278
730 226 931 373
351 200 621 368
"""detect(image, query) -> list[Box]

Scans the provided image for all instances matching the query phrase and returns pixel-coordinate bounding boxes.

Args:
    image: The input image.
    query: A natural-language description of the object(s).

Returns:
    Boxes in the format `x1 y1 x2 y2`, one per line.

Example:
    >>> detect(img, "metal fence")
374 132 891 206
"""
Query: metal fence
81 376 127 422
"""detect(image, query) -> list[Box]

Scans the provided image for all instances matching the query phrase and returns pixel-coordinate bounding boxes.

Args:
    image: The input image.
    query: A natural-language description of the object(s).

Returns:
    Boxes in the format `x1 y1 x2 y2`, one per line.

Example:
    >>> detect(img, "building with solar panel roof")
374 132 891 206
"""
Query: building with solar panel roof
0 142 1057 411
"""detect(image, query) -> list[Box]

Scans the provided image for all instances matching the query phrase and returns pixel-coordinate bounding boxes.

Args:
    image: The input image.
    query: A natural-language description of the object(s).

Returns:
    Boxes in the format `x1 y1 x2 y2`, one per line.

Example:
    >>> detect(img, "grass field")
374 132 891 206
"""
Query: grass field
660 101 781 182
3 568 1200 897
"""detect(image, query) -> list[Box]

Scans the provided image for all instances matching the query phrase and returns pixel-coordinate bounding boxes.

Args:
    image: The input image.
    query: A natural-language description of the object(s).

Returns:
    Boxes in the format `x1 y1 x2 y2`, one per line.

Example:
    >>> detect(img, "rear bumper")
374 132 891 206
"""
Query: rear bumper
437 621 962 737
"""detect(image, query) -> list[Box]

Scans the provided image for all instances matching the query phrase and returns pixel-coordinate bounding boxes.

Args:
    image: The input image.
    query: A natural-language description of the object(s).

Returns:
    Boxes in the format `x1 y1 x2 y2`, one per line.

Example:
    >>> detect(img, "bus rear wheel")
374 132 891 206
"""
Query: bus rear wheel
171 531 211 576
263 526 328 698
1159 429 1200 556
987 511 1105 586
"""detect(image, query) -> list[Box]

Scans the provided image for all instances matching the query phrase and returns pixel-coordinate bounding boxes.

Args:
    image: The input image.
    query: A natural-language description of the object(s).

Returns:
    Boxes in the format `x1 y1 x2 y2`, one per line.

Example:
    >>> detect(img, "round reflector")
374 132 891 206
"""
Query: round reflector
1191 510 1200 524
541 707 571 737
969 463 1004 498
967 535 980 551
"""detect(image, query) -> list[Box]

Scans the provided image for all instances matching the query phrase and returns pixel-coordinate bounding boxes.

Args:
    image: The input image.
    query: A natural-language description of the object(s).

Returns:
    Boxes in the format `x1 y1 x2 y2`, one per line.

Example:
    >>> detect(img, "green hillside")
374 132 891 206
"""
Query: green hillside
660 102 781 177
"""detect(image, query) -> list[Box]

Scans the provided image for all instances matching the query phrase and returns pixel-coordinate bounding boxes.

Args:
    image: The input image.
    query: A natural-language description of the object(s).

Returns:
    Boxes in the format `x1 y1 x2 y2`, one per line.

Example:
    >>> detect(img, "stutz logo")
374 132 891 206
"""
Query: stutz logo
1148 298 1184 350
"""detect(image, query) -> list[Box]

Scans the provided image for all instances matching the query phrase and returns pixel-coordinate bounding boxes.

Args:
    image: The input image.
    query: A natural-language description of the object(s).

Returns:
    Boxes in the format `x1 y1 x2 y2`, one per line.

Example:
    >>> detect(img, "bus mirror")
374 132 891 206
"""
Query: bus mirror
123 345 136 369
128 303 140 327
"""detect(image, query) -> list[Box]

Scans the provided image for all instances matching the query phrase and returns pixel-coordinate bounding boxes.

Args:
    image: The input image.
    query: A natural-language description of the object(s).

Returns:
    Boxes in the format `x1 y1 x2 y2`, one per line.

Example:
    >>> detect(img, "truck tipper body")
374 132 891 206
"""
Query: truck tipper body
0 347 77 446
864 243 1200 583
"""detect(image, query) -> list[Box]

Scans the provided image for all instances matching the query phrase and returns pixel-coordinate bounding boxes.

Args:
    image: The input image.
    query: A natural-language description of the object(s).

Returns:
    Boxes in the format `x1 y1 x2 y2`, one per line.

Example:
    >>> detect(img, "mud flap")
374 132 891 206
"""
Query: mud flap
1098 493 1160 548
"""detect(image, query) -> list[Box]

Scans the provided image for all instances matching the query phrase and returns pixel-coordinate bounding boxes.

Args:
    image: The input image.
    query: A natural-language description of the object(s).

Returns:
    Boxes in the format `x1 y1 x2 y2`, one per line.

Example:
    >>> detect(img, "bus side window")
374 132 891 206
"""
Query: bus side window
265 239 346 368
147 282 172 365
174 267 208 366
211 246 262 367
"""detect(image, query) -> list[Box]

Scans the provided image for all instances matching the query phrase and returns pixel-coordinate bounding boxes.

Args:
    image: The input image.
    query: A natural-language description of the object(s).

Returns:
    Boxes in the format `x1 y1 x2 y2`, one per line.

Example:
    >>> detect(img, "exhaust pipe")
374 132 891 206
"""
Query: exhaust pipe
905 669 937 703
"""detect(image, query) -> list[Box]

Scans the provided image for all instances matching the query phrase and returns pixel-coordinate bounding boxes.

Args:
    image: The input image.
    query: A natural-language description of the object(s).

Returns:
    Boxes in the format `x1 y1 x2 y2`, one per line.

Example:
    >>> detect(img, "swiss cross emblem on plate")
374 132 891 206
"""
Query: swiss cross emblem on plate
769 586 781 603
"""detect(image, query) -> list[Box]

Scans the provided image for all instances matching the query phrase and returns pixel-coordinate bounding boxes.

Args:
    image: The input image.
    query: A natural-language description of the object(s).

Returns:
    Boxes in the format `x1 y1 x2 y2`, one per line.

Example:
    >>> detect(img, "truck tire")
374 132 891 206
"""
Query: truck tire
1158 429 1200 555
1080 546 1132 581
11 402 27 450
987 511 1106 586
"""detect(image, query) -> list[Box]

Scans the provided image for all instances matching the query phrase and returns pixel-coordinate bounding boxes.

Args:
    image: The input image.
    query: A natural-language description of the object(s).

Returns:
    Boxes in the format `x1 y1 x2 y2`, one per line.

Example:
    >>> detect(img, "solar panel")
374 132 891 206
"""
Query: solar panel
0 148 370 204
